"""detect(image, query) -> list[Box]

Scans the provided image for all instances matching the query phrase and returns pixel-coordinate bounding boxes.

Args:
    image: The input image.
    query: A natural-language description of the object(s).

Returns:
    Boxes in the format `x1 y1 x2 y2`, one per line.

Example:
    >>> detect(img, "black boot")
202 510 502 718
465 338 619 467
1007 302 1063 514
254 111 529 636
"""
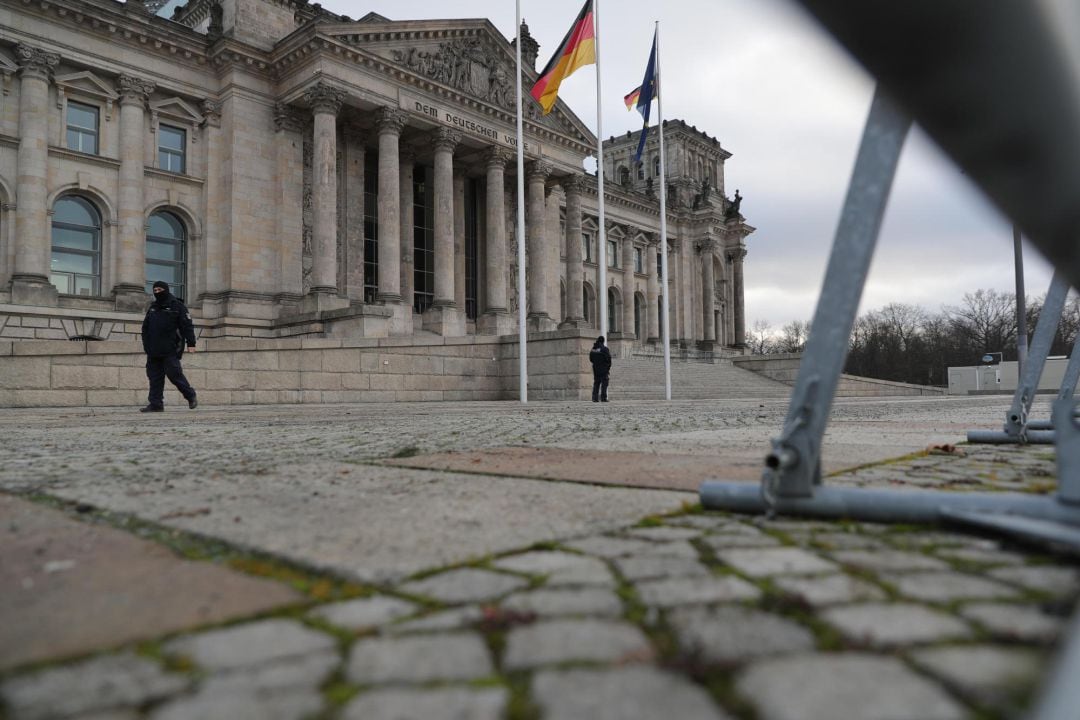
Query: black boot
140 405 164 413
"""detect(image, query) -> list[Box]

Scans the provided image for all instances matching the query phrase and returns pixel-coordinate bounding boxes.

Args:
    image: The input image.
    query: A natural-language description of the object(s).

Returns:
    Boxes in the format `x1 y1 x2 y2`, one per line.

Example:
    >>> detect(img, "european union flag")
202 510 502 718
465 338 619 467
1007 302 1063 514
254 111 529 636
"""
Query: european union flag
632 29 658 167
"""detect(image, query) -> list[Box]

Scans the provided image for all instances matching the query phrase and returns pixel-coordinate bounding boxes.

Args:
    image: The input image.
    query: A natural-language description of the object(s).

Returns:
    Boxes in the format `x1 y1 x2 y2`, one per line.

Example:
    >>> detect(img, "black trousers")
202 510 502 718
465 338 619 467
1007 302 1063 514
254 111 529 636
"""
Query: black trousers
146 354 196 408
592 372 609 402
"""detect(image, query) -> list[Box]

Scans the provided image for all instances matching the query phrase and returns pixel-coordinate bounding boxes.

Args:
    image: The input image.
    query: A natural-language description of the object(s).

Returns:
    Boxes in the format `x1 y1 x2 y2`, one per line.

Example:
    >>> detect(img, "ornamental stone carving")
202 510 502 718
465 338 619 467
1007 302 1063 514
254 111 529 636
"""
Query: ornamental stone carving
561 174 584 194
726 247 747 263
273 102 304 132
15 44 59 79
391 39 514 110
432 127 461 153
375 106 406 136
484 147 512 169
201 99 221 128
117 75 156 104
303 82 345 115
526 160 552 182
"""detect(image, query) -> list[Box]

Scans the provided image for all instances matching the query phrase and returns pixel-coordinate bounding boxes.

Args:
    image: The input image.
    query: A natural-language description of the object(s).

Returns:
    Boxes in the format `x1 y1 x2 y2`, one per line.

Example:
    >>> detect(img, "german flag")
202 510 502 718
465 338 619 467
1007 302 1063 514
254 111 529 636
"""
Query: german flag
624 86 642 111
530 0 596 114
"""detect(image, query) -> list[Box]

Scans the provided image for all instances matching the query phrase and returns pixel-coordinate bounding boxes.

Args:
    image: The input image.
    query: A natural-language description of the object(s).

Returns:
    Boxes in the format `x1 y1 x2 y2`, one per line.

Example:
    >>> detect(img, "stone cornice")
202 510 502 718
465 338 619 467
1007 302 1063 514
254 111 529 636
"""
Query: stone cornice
208 40 273 75
48 144 122 169
6 0 210 71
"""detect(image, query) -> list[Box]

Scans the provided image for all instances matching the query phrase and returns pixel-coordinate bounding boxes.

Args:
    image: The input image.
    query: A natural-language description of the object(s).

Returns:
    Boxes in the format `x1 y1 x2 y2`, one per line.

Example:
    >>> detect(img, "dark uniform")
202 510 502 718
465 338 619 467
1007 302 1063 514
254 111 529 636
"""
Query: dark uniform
141 281 197 412
589 336 612 402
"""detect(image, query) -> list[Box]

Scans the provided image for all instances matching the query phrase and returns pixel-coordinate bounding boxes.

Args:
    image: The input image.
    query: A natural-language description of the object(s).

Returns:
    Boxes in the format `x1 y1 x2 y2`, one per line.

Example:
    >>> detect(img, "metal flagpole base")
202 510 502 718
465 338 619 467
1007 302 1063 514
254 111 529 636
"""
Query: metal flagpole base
966 429 1056 444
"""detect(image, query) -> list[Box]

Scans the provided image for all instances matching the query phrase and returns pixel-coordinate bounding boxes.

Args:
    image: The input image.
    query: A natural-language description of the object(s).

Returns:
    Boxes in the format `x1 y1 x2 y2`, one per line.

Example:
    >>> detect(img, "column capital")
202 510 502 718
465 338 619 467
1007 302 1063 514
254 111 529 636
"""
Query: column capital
484 146 512 170
527 160 552 182
201 99 221 128
560 173 585 195
304 82 345 116
432 127 461 153
118 74 156 105
15 44 59 81
725 246 747 262
376 106 407 136
698 236 716 254
273 102 305 132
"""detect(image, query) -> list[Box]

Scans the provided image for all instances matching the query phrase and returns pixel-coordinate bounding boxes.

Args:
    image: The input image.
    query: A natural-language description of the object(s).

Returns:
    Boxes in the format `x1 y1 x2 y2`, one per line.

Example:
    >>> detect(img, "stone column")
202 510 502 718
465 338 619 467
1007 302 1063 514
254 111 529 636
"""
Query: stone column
545 185 562 323
453 168 466 312
398 150 415 315
479 148 512 335
646 238 660 343
112 74 156 310
559 175 585 328
11 44 59 306
200 100 228 306
621 230 635 338
342 124 365 302
700 238 716 348
273 102 304 304
302 82 347 312
526 160 553 331
731 246 747 347
423 127 465 336
375 107 405 301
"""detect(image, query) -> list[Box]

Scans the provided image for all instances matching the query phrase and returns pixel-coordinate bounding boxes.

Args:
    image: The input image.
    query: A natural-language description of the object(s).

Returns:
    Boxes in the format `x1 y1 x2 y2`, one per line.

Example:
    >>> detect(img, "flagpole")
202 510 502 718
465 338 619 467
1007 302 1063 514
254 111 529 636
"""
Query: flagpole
655 22 672 400
515 0 528 403
594 0 608 337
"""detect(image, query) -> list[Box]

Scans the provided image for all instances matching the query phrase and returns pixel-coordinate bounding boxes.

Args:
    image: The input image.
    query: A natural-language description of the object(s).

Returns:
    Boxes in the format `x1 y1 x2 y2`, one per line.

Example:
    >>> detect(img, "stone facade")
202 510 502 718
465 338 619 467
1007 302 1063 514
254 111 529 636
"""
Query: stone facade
0 0 752 355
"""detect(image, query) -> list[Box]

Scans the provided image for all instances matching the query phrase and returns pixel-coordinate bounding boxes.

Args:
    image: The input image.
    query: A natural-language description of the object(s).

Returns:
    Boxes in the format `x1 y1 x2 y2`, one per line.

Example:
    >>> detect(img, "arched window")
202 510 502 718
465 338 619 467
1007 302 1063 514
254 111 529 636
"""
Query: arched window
653 155 660 178
619 166 630 185
146 211 187 300
607 287 619 334
51 196 101 296
583 283 595 327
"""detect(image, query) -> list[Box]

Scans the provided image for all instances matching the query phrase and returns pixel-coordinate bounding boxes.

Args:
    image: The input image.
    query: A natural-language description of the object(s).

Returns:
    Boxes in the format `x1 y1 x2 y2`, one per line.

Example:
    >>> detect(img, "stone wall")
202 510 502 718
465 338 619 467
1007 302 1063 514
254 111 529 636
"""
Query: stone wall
732 353 946 397
0 330 596 408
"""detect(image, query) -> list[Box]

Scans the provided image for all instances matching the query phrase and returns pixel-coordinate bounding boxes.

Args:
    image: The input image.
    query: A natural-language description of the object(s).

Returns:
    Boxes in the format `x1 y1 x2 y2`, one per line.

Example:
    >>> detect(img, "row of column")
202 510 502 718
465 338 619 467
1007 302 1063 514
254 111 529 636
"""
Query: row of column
698 237 747 347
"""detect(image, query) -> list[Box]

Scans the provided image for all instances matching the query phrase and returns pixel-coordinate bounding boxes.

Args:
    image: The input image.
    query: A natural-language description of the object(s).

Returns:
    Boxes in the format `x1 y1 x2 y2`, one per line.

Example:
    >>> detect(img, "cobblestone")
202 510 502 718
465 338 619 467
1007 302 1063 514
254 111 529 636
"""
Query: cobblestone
715 547 839 577
634 575 761 608
909 646 1042 705
822 603 973 647
772 573 887 606
491 551 614 586
387 605 486 634
885 571 1023 602
668 605 817 663
533 666 732 720
736 654 966 720
162 619 336 670
989 565 1080 596
341 687 508 720
613 555 711 581
308 595 418 630
398 568 530 604
830 549 951 573
503 619 652 669
958 602 1065 642
346 633 493 684
501 587 623 617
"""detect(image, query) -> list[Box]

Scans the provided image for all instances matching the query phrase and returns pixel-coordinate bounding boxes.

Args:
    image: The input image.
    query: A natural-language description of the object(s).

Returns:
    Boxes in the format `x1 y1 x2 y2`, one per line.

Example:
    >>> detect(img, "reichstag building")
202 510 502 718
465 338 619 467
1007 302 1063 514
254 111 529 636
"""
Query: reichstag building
0 0 752 350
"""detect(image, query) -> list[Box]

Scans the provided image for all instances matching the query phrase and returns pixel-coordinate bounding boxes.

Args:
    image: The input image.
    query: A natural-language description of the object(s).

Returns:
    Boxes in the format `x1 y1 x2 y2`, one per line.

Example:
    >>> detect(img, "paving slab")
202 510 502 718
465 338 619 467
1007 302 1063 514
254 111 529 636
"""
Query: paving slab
341 687 508 720
772 573 887 607
500 587 623 617
0 495 302 672
0 653 189 720
958 602 1066 643
307 596 419 631
634 575 761 608
714 547 839 577
736 653 966 720
162 619 336 670
613 555 711 581
386 606 486 635
149 687 324 720
398 568 529 604
42 464 689 584
885 571 1022 602
829 549 951 573
533 666 732 720
989 565 1080 597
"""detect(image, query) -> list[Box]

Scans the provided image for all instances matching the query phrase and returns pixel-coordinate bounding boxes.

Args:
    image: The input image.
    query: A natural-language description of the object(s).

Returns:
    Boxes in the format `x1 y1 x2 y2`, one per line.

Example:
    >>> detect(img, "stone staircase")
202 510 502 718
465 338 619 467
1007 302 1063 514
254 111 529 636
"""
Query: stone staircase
608 356 793 400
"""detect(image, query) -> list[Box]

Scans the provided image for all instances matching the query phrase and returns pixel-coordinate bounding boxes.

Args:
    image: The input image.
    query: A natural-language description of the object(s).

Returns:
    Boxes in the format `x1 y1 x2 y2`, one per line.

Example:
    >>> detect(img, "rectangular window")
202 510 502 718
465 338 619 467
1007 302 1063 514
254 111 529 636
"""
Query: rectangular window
607 240 618 268
363 153 379 302
583 232 593 263
413 165 435 314
464 178 479 320
66 101 99 155
158 125 186 174
634 247 643 274
657 252 663 277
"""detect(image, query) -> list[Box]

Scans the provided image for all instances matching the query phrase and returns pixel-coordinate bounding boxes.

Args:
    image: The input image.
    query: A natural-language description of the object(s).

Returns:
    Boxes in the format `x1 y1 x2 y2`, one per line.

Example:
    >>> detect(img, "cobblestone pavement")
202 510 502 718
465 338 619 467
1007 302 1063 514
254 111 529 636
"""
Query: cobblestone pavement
1 395 1077 719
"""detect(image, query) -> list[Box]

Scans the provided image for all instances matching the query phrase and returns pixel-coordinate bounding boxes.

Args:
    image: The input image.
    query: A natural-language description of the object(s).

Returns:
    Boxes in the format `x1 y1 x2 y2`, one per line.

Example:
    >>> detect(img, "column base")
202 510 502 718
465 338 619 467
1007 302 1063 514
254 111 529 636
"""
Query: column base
478 310 517 336
10 275 59 307
697 340 715 352
527 313 557 332
301 289 350 314
558 316 589 330
422 303 465 336
112 284 149 312
384 301 413 336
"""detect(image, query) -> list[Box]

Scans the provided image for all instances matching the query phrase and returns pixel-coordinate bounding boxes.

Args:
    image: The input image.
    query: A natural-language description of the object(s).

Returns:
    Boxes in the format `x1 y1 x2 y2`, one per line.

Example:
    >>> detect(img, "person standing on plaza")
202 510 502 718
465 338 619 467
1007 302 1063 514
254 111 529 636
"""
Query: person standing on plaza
141 280 198 412
589 335 612 402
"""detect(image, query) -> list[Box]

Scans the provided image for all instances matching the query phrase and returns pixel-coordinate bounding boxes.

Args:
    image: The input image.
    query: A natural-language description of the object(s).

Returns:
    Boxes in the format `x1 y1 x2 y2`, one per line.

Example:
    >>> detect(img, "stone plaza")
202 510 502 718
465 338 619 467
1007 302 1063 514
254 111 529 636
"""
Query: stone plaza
1 394 1077 719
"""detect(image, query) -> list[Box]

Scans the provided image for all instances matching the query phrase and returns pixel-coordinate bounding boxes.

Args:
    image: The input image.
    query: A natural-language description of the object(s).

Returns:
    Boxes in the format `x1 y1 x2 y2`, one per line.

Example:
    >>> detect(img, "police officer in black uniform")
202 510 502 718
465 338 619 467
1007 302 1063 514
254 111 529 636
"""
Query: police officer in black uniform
589 335 612 402
141 280 198 412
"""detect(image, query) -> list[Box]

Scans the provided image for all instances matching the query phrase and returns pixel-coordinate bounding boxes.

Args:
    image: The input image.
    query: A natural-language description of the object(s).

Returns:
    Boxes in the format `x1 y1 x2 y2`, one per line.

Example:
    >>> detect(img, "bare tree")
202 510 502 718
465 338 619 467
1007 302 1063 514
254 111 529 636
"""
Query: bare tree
749 319 773 355
777 320 811 353
945 289 1017 354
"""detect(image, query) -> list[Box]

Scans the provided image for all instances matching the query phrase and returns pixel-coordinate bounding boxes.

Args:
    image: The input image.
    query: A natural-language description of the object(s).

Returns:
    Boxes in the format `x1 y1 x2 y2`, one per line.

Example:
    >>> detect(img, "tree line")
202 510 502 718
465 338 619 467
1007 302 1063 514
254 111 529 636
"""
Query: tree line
750 289 1080 387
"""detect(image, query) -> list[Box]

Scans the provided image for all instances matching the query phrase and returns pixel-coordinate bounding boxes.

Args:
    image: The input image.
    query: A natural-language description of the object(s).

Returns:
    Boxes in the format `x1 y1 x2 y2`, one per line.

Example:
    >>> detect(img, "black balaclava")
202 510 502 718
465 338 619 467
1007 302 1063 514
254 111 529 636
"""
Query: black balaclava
594 336 605 349
152 280 172 306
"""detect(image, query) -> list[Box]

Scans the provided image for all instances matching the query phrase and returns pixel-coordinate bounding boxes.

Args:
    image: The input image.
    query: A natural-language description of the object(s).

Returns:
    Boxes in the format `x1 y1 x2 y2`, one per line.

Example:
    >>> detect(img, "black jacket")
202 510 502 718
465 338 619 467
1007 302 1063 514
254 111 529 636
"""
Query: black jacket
589 345 612 376
142 296 196 358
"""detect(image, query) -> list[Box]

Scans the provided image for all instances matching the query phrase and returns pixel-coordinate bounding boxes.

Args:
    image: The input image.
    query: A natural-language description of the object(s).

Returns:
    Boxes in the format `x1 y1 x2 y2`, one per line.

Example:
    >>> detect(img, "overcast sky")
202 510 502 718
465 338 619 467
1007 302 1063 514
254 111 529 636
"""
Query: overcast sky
310 0 1054 332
